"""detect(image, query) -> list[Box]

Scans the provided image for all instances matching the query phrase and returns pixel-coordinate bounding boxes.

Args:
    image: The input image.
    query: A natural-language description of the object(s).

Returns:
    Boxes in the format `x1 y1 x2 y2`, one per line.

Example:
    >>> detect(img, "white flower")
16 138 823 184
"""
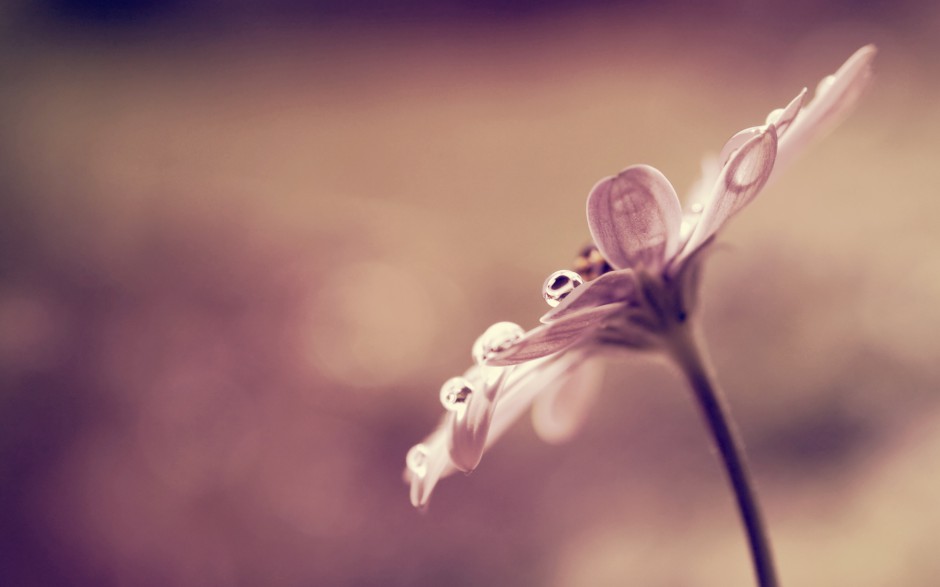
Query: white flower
405 45 876 508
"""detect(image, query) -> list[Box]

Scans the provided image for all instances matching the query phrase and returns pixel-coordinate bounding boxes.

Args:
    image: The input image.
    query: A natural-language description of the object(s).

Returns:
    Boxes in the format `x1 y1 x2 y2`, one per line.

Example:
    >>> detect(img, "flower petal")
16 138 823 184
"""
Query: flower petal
673 236 712 317
488 350 592 443
678 125 777 263
587 165 683 271
679 90 804 251
717 126 764 170
540 269 637 323
775 45 876 171
487 303 622 366
406 424 456 509
448 368 507 472
765 87 808 140
405 350 600 507
531 355 605 444
678 154 721 247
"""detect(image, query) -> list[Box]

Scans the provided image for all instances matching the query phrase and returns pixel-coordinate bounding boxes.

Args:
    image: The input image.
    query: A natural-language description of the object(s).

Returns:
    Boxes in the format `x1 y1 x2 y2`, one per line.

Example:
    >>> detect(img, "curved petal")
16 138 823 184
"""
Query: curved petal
531 355 605 444
717 126 764 170
587 165 683 271
541 269 637 323
406 424 456 509
678 125 777 263
482 353 592 442
775 45 876 171
405 349 601 508
486 303 622 366
765 87 808 140
448 368 508 472
679 90 803 253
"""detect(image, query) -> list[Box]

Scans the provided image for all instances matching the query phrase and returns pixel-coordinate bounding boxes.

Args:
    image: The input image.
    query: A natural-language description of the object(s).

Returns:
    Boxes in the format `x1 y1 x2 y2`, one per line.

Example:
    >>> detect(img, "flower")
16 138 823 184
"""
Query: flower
487 44 877 366
405 45 876 508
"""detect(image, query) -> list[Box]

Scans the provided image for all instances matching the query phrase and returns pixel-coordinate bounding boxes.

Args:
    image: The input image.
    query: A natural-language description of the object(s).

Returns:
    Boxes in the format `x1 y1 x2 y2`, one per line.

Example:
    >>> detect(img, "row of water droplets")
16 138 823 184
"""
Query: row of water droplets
405 268 588 479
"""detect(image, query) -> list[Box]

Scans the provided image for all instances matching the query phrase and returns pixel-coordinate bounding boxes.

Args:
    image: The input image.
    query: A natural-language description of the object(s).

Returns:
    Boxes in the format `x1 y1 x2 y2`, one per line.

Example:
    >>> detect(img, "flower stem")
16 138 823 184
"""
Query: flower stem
664 324 779 587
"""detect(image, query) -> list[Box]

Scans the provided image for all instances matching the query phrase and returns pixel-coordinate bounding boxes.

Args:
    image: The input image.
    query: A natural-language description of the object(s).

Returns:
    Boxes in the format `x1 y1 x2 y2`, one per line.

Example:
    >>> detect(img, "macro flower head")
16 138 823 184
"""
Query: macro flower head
405 45 876 509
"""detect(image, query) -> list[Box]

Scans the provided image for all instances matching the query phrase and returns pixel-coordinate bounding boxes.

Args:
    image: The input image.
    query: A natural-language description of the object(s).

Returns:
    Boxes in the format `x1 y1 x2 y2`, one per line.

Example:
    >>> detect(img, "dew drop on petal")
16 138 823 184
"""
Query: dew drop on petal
406 444 429 478
439 376 474 411
472 321 525 365
766 107 785 125
542 270 584 307
727 139 772 192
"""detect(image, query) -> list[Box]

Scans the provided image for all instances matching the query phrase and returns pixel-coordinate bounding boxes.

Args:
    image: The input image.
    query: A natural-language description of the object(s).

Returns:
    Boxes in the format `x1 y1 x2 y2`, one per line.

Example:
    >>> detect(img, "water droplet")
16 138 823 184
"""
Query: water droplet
439 376 474 411
730 155 764 190
765 107 784 125
689 202 704 214
542 269 584 307
406 444 429 478
472 321 524 364
816 75 835 96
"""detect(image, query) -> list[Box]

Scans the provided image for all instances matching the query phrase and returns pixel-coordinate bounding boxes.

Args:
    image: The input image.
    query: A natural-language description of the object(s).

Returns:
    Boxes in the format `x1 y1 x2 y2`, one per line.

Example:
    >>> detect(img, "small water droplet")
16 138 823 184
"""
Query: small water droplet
472 321 524 364
689 202 704 214
765 107 784 125
816 75 835 96
542 269 584 307
406 444 429 478
439 376 474 411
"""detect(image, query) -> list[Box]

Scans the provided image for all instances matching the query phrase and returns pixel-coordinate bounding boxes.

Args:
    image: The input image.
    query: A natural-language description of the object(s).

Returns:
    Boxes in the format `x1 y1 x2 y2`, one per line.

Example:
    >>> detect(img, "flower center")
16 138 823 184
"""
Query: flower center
572 244 613 281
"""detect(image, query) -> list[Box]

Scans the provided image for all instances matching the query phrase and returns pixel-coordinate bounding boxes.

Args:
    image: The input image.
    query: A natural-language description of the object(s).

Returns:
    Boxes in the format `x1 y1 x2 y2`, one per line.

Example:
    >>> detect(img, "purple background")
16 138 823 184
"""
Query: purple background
2 2 939 585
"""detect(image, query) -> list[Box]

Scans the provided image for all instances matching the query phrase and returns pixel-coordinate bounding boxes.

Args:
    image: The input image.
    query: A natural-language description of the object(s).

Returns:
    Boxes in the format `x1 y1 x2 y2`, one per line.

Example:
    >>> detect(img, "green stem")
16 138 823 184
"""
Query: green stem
664 324 779 587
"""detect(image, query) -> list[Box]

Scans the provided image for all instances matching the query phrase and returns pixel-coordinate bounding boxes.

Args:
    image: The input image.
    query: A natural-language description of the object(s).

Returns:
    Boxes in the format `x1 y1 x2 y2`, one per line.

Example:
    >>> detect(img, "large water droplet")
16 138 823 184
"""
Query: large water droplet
472 321 524 365
439 376 474 411
542 270 584 307
406 444 429 478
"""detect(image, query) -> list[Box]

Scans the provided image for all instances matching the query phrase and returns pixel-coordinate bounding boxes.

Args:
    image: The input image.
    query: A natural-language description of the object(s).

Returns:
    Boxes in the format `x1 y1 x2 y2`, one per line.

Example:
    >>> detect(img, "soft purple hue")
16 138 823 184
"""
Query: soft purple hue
405 45 876 507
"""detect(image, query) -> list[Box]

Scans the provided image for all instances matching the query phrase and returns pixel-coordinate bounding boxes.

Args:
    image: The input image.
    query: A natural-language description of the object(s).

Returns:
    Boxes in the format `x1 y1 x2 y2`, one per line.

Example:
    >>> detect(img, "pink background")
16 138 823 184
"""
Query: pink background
1 2 938 585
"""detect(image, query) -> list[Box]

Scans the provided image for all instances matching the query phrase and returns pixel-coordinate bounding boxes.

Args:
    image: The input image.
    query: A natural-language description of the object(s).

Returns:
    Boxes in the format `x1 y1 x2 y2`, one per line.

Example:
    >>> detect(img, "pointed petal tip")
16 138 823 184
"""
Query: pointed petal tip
773 44 876 170
839 44 878 81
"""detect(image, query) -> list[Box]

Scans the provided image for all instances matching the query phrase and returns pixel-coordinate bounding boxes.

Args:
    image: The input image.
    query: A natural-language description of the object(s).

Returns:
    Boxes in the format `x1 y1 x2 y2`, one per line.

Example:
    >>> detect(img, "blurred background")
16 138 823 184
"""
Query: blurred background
1 1 939 585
